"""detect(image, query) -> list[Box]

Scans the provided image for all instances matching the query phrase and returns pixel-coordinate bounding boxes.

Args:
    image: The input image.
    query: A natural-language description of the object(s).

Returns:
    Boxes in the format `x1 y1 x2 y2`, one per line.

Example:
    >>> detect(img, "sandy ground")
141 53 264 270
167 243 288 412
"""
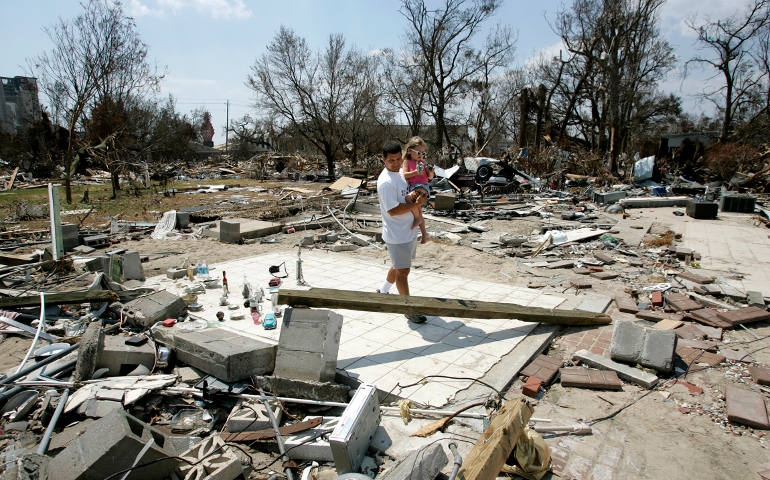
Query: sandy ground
1 200 769 478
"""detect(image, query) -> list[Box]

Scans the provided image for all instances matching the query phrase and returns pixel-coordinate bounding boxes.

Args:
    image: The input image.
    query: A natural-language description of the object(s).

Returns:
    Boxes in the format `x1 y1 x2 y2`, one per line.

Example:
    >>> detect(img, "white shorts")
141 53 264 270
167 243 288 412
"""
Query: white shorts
387 240 417 269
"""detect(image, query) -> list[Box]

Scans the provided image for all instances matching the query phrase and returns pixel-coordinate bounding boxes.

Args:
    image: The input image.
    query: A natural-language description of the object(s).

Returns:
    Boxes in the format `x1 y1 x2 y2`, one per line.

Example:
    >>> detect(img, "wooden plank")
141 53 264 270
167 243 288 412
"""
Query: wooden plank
277 288 612 325
0 290 118 308
456 398 533 480
0 253 38 267
6 167 19 190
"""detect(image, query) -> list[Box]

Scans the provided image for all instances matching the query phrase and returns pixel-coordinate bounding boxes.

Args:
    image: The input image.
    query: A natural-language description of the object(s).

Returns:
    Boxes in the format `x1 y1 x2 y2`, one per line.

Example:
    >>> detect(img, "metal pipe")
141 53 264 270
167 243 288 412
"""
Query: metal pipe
0 343 78 388
0 358 77 404
447 442 462 480
36 388 69 454
161 387 489 419
259 389 294 480
15 293 46 373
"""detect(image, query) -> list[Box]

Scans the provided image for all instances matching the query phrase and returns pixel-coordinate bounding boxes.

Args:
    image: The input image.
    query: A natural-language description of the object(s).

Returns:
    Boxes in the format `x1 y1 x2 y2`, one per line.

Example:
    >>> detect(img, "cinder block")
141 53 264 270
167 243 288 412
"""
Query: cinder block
686 201 718 219
433 193 456 210
49 409 176 480
300 235 315 246
719 194 755 213
274 308 342 382
84 256 110 273
219 220 241 244
121 251 144 281
176 434 243 480
640 328 677 373
593 191 627 205
610 321 645 364
96 335 155 376
122 290 186 328
175 212 191 229
225 400 282 432
378 443 448 480
152 326 276 382
61 223 79 251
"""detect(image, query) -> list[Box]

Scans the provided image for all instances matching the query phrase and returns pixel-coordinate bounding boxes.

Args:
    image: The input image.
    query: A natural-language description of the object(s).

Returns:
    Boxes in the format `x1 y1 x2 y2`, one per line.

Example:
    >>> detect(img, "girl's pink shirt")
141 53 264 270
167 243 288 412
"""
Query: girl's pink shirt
406 158 430 185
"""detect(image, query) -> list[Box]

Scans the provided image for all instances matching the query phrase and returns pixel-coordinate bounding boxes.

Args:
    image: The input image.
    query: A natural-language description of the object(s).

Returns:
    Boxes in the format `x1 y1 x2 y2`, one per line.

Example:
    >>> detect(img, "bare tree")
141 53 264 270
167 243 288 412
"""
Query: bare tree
30 0 161 202
381 48 431 137
687 0 770 143
248 27 378 177
400 0 514 150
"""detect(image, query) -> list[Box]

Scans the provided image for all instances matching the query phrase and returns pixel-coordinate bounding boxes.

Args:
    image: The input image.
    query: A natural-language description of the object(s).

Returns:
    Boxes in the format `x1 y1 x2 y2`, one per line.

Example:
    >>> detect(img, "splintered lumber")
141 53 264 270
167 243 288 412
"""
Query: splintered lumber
277 288 612 325
0 290 118 308
456 398 533 480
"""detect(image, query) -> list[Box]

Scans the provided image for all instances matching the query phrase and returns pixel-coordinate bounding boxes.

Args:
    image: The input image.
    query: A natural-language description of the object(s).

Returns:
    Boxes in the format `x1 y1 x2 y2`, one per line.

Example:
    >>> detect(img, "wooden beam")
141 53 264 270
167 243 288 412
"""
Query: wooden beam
0 253 38 267
6 167 19 190
457 398 533 480
0 290 118 308
277 288 612 325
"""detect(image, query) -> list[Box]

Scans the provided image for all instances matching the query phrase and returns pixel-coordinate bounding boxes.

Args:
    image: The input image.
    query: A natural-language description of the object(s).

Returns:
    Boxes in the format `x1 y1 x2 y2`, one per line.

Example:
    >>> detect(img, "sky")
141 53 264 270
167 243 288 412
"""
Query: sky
0 0 756 145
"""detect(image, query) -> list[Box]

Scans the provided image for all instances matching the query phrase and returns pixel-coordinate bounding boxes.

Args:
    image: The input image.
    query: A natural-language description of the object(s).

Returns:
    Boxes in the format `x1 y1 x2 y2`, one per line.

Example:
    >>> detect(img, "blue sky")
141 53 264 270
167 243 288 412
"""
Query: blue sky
0 0 752 144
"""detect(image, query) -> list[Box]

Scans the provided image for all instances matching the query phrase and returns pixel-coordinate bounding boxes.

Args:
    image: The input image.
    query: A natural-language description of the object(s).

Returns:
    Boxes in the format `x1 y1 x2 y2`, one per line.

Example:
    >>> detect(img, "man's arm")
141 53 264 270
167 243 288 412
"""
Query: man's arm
387 193 426 216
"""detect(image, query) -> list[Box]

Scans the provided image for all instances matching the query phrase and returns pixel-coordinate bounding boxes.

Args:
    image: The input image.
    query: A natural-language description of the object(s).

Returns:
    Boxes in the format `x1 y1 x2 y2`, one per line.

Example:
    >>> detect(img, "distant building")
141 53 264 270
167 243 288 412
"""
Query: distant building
0 76 42 135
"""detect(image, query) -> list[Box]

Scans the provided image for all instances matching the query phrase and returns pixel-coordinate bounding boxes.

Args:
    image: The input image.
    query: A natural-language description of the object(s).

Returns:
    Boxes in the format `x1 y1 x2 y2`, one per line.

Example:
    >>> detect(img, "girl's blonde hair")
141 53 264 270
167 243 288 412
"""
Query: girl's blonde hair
403 136 427 160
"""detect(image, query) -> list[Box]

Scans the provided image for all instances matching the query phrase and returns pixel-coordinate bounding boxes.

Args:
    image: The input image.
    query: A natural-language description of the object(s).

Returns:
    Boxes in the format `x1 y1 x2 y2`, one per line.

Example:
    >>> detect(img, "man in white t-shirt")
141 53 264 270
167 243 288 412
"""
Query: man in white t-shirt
377 140 428 323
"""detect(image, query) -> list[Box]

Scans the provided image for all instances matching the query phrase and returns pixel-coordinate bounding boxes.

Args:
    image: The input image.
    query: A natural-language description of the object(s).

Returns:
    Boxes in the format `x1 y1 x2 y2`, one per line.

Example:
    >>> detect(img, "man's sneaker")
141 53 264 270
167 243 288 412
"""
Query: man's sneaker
405 314 427 323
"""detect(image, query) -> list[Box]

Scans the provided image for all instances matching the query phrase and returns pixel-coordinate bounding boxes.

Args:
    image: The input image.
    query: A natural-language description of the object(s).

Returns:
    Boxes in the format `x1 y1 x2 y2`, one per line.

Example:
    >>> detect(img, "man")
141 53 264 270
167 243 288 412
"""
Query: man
377 140 427 323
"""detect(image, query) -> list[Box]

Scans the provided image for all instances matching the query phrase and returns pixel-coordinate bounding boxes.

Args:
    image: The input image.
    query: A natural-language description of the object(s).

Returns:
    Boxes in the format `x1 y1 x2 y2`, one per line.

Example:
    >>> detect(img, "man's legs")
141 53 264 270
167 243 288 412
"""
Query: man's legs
386 267 410 295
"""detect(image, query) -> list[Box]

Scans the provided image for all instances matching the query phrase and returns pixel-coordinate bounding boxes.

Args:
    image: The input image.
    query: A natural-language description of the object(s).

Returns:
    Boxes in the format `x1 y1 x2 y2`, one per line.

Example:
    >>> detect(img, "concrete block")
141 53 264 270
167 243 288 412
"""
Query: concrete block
175 211 191 229
167 268 186 279
61 223 79 251
573 349 658 388
252 375 350 403
719 193 755 213
433 193 456 210
73 245 95 254
121 251 144 281
122 290 186 328
640 328 676 373
49 409 177 480
726 386 769 429
559 367 622 390
378 443 449 480
300 235 315 246
274 308 342 382
152 326 276 382
610 321 645 364
285 416 339 461
75 322 104 382
686 201 718 219
620 196 691 208
219 220 241 244
225 400 282 432
176 434 243 480
96 335 156 376
593 190 627 205
84 256 109 273
331 243 358 252
747 291 765 307
324 232 339 243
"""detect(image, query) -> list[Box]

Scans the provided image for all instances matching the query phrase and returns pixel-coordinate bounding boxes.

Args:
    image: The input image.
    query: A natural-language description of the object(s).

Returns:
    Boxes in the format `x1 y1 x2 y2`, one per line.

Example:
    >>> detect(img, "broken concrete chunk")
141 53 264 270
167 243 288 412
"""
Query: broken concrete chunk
300 235 315 246
75 322 104 382
573 349 658 388
153 325 276 382
176 434 243 480
219 220 241 244
96 335 155 377
677 271 713 284
285 416 339 461
252 375 350 403
122 290 186 328
72 245 95 255
676 338 717 351
726 385 769 429
676 345 725 370
746 291 765 308
50 409 177 480
378 443 449 480
559 367 622 390
640 328 677 373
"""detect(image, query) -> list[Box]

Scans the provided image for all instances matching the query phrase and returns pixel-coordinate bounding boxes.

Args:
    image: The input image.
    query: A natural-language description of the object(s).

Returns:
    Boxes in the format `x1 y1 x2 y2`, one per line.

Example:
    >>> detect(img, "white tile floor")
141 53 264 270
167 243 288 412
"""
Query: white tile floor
147 249 566 406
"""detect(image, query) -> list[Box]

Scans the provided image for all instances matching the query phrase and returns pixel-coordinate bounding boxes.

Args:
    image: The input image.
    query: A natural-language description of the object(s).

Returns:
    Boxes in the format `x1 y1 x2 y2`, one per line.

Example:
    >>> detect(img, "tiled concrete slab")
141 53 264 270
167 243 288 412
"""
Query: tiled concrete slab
726 386 769 429
520 354 561 384
559 367 622 390
575 295 612 313
717 306 770 326
147 250 568 407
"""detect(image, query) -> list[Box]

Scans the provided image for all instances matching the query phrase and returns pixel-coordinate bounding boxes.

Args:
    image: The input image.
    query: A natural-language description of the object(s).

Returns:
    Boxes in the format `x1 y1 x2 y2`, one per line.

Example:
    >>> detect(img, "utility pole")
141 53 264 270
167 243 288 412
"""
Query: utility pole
225 100 229 154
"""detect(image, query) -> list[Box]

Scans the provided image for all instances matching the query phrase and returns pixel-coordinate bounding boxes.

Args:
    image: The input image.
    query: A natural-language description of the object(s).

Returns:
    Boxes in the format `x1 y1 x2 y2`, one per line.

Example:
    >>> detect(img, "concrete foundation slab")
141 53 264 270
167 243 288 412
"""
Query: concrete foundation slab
122 290 186 328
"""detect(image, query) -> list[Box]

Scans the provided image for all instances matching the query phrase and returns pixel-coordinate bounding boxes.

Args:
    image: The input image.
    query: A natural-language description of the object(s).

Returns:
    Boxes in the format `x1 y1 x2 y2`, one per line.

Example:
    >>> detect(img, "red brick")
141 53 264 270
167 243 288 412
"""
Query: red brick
520 355 562 384
651 291 663 306
559 367 622 390
522 376 542 398
587 265 604 272
726 385 769 429
717 306 770 326
674 380 703 395
677 271 713 284
664 293 702 312
686 308 733 328
749 366 770 386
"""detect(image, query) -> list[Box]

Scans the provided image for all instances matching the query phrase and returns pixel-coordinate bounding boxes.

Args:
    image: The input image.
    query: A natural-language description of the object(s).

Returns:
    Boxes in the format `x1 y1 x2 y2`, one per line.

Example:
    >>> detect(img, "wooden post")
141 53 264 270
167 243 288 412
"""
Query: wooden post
457 398 533 480
48 183 63 260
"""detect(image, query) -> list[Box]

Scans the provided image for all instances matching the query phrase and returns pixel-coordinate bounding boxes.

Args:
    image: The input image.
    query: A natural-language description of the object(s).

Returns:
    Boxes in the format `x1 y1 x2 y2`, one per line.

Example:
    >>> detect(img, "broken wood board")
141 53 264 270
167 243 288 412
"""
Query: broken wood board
457 398 533 480
278 288 612 325
0 290 119 308
327 176 364 191
0 253 38 267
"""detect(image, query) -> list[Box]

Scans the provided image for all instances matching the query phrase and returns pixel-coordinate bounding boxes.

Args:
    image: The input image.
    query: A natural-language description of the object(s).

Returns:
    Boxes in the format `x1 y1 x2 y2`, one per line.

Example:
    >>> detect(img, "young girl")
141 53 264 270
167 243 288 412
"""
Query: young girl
401 136 433 244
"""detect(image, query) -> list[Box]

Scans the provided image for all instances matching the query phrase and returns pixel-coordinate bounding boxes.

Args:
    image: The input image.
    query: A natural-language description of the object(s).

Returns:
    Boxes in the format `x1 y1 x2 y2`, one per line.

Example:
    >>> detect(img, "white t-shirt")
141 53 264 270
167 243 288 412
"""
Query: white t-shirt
377 168 417 244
